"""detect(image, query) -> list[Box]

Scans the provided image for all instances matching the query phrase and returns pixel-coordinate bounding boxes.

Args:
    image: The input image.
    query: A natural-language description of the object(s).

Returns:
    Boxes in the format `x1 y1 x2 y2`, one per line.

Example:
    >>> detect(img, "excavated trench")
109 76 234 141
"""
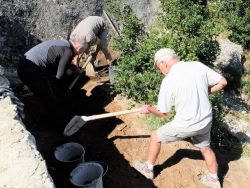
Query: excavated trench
12 72 120 187
9 66 157 188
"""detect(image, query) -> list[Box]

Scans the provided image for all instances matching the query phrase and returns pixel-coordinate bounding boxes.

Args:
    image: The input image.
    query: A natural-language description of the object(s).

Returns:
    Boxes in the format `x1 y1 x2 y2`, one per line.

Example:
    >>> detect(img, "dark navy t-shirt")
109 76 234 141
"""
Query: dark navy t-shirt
25 40 75 80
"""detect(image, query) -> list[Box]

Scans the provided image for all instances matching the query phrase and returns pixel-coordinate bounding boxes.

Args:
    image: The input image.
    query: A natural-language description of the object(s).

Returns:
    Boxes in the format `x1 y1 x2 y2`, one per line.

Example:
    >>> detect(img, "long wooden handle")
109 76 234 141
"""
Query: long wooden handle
84 108 141 121
103 10 121 37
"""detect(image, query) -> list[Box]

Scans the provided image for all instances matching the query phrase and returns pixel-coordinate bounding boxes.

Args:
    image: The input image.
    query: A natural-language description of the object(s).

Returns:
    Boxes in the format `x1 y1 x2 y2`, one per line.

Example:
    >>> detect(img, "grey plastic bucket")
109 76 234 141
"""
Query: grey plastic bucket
54 142 85 168
70 162 107 188
108 65 118 84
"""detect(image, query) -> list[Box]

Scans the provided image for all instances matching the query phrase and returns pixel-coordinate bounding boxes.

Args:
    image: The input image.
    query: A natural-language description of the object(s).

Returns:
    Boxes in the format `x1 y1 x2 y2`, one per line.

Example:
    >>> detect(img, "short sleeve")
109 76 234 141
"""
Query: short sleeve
157 77 174 113
205 66 222 86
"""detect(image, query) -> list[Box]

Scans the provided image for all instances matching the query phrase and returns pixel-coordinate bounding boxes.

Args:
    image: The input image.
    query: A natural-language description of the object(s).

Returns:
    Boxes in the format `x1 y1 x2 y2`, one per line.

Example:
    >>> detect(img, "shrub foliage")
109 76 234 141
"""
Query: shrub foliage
106 0 220 103
217 0 250 49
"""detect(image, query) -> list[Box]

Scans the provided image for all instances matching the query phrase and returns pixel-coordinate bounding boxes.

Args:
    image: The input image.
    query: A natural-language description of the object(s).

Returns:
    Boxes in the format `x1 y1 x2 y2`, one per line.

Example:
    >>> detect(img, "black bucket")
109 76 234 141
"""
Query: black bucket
54 142 85 174
108 65 118 84
70 162 108 188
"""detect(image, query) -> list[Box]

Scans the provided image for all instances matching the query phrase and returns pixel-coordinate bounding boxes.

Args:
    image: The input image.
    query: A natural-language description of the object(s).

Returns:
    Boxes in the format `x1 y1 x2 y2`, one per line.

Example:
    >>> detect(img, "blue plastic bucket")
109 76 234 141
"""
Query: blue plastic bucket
54 142 85 172
70 162 107 188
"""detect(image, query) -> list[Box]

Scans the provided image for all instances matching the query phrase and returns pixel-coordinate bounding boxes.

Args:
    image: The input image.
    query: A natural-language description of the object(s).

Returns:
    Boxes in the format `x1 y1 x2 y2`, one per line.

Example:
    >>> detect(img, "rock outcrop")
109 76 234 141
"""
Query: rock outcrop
0 96 55 188
214 38 244 89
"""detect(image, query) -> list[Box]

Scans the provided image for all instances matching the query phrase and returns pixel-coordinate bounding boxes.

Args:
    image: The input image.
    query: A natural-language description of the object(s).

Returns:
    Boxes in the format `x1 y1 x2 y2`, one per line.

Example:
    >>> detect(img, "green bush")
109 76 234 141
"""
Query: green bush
209 92 238 149
107 0 220 103
217 0 250 49
111 5 145 55
158 0 220 65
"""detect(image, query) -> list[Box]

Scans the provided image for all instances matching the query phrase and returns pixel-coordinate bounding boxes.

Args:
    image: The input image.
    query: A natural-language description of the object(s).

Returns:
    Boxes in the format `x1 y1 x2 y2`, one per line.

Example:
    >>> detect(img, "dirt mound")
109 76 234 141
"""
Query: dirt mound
106 95 250 188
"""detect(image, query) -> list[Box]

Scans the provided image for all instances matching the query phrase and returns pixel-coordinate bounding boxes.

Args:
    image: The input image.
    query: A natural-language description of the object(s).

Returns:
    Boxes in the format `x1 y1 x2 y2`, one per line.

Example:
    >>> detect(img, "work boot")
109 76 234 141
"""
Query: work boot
201 174 221 188
132 160 154 180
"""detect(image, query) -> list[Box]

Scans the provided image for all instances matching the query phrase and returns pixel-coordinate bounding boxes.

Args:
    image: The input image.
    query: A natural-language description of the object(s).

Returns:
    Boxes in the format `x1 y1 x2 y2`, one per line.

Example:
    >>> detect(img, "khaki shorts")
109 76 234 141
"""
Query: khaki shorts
156 122 212 148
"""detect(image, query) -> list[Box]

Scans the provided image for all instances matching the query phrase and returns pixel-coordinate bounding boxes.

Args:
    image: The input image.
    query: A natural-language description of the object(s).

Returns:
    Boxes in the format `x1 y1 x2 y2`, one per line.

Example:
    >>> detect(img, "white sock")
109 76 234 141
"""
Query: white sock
146 161 154 170
209 173 218 180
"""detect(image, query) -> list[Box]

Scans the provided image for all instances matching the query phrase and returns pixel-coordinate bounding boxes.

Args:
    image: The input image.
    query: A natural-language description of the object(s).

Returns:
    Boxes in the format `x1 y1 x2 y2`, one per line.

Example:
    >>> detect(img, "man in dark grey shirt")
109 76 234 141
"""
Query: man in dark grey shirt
17 39 83 115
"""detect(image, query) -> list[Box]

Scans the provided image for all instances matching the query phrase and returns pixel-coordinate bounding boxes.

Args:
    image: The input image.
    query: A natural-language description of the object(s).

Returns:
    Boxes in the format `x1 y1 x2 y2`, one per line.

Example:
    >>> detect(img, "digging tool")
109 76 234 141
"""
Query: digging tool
65 55 94 96
63 108 141 136
103 10 121 37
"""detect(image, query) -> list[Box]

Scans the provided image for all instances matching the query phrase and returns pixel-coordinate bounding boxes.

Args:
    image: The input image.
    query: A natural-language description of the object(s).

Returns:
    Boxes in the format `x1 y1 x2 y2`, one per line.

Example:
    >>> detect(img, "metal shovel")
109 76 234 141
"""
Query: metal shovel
63 108 141 136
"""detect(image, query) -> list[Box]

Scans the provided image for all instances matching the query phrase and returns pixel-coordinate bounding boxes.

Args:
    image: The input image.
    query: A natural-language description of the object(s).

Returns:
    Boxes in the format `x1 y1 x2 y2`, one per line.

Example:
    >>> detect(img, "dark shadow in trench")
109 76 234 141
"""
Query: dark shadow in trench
154 148 203 178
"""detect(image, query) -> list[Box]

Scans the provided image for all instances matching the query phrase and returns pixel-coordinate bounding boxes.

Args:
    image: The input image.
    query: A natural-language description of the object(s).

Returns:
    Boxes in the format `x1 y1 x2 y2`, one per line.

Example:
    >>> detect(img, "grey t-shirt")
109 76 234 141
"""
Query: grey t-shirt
70 16 109 50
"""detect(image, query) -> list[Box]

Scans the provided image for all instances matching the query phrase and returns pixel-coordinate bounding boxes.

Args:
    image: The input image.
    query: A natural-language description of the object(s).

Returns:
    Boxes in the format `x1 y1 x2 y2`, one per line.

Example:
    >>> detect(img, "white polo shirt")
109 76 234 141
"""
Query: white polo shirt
157 61 222 131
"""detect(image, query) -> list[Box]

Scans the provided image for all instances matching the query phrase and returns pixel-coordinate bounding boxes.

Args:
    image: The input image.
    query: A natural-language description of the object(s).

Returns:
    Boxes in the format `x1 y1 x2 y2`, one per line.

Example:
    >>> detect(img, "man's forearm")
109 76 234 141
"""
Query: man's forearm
102 48 112 62
209 77 227 94
148 105 167 118
72 55 79 67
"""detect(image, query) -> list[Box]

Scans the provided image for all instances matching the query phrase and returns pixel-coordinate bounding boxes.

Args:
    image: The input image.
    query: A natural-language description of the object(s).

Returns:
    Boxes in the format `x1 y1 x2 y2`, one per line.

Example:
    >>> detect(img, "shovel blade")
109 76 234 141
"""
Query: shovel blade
63 115 86 136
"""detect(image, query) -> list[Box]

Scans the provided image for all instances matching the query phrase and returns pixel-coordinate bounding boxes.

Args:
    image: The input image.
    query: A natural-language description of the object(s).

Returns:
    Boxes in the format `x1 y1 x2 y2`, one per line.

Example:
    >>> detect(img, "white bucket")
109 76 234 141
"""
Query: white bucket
70 162 106 188
54 142 85 165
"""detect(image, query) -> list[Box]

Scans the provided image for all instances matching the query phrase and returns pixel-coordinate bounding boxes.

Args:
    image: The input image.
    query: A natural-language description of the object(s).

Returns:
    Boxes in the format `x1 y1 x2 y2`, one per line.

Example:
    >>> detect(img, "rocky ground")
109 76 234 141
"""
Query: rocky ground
0 97 54 188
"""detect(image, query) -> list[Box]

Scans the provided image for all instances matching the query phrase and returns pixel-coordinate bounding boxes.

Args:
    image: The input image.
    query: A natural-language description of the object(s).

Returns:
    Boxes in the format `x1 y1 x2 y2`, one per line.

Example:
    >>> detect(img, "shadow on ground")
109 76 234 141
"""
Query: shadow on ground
16 78 157 188
154 142 243 187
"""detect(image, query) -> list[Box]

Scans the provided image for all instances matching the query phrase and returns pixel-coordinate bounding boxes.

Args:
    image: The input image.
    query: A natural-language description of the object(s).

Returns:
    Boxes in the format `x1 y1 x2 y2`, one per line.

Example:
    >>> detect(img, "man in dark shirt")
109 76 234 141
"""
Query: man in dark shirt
17 39 84 117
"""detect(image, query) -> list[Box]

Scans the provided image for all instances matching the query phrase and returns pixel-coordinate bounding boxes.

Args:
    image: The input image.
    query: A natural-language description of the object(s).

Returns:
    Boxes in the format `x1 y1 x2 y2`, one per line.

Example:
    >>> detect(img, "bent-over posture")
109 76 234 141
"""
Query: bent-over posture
17 39 83 115
70 16 112 67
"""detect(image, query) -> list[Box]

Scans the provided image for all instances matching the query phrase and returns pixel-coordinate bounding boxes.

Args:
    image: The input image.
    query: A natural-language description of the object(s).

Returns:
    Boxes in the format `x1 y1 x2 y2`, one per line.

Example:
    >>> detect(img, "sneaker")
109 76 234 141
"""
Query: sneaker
201 174 221 188
132 160 154 180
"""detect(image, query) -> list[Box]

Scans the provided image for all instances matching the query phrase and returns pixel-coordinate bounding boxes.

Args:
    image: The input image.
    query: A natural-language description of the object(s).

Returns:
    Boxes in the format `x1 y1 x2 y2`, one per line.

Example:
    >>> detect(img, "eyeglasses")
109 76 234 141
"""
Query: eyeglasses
154 60 168 70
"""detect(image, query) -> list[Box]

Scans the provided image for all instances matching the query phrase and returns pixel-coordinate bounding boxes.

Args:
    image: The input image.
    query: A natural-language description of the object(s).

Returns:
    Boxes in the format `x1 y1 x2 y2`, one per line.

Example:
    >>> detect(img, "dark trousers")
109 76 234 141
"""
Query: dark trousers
17 59 60 110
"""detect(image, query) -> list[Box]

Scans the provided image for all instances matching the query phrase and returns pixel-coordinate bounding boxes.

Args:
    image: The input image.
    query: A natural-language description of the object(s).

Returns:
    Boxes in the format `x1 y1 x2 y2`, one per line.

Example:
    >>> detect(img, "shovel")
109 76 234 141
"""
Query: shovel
65 55 94 96
63 108 141 136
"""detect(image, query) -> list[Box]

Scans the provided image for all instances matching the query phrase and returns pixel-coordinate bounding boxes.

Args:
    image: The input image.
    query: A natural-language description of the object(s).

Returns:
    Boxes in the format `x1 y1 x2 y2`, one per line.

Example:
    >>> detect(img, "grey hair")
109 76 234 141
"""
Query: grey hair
154 48 179 68
161 53 178 62
69 33 87 49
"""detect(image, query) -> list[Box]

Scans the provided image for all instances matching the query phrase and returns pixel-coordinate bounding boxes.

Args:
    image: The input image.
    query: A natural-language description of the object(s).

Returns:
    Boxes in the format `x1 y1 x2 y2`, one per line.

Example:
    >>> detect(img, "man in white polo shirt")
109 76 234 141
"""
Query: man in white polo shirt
133 48 227 188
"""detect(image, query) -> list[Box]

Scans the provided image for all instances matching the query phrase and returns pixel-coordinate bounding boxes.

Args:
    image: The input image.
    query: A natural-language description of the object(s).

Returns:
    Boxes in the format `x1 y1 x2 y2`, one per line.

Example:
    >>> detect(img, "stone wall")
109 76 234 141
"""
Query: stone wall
0 96 55 188
118 0 161 30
